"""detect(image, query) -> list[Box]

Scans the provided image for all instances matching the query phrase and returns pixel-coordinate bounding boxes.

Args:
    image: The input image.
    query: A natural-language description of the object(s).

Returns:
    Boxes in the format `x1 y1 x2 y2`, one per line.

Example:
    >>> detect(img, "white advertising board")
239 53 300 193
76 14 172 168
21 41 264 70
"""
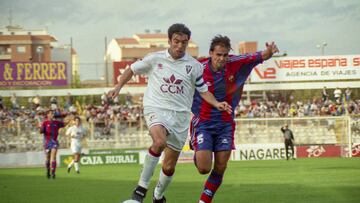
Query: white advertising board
251 55 360 82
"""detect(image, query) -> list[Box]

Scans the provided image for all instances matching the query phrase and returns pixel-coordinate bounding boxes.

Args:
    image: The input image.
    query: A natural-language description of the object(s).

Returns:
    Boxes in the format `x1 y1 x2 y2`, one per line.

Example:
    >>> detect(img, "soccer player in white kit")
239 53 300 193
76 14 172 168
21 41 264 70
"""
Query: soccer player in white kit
66 116 86 174
108 23 231 203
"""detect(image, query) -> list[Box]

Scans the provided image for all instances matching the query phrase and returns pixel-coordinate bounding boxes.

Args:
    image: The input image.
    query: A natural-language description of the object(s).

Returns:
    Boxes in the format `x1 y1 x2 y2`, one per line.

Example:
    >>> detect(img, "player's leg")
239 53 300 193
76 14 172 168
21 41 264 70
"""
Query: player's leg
74 152 80 173
199 122 234 203
201 150 231 203
45 149 51 179
153 147 181 202
190 119 214 174
67 153 75 173
284 141 289 160
290 142 295 159
131 125 167 202
50 148 57 179
214 150 231 174
195 150 213 174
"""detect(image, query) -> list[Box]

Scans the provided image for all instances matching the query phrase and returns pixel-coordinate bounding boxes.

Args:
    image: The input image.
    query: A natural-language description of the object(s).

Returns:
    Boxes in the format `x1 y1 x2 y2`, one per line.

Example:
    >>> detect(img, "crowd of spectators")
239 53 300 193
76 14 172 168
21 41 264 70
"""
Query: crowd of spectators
0 92 144 152
0 88 359 153
235 87 359 118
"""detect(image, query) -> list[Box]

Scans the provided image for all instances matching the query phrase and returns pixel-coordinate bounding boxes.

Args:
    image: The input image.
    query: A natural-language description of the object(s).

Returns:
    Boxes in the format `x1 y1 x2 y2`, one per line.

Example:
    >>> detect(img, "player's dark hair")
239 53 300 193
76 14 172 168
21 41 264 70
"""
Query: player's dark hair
210 35 232 51
75 116 81 122
168 23 191 40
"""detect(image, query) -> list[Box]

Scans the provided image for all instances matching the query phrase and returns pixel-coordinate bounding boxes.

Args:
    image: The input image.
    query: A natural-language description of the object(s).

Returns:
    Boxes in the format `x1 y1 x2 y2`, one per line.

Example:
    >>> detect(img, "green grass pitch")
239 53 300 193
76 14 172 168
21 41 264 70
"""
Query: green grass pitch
1 158 359 203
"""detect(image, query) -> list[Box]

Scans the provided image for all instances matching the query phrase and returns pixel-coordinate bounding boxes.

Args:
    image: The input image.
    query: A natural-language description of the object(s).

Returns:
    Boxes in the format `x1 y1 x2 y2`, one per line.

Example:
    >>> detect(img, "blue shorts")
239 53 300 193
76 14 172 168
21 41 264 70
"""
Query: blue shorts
44 139 59 152
190 117 235 152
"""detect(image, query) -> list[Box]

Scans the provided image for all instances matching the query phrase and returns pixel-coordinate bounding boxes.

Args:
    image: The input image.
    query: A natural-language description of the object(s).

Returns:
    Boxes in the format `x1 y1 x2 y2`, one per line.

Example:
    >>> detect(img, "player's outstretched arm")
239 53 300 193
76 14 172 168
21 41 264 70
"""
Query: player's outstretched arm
108 67 134 99
199 91 232 114
262 42 279 60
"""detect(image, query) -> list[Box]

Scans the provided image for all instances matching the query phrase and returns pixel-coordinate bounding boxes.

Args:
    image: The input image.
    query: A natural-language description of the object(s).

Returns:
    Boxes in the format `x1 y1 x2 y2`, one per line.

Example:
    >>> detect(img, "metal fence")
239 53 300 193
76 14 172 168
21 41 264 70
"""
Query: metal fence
1 116 359 154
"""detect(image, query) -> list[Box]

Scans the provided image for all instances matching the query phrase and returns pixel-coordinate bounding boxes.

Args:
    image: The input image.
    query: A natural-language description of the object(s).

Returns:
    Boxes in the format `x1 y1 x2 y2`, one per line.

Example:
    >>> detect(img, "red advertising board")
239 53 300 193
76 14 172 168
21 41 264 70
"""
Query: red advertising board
296 145 341 158
0 62 67 87
351 144 360 157
113 61 148 85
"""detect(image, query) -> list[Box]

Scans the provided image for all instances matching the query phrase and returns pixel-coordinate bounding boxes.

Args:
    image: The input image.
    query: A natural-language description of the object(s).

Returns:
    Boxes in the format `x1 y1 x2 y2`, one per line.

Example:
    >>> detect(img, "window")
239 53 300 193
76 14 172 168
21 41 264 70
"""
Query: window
16 46 26 53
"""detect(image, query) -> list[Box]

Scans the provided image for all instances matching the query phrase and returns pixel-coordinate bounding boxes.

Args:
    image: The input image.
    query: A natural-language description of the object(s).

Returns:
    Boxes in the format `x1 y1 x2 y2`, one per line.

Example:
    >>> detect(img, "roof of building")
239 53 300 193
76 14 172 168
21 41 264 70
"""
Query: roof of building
135 33 167 39
115 38 139 45
0 35 57 42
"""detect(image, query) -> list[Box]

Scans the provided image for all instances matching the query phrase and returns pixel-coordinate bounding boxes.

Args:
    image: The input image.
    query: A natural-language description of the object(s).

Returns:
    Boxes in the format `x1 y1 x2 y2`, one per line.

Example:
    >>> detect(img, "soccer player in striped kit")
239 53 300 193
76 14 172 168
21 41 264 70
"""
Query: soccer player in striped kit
40 110 65 179
190 35 278 203
108 24 231 203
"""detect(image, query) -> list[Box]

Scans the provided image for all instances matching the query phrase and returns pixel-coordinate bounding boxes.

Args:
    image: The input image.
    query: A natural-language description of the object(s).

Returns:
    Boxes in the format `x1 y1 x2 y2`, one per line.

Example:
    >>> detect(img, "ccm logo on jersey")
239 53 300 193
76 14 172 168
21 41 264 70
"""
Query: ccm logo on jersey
160 74 184 94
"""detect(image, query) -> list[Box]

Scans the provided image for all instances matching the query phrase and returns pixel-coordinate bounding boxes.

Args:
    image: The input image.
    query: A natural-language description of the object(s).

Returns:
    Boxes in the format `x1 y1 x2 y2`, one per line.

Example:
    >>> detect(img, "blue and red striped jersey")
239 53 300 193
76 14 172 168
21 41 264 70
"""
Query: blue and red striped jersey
191 52 263 122
41 120 65 142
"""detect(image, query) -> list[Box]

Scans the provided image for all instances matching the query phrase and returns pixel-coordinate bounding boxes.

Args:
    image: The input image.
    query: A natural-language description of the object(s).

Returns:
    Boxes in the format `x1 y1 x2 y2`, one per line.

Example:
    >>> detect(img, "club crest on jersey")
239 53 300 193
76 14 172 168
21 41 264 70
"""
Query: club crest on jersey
228 75 234 82
161 74 184 94
186 65 192 74
157 63 163 69
149 114 157 122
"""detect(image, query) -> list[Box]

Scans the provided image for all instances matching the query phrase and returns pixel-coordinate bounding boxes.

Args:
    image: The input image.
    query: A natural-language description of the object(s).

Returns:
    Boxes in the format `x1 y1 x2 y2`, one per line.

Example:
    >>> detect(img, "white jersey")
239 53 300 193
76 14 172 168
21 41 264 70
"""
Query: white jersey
66 125 86 145
131 50 208 112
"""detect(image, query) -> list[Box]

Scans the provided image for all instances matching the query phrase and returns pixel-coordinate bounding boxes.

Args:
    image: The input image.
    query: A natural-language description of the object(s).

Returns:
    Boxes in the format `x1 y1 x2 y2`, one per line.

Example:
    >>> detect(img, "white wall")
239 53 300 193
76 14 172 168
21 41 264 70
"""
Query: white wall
1 80 359 97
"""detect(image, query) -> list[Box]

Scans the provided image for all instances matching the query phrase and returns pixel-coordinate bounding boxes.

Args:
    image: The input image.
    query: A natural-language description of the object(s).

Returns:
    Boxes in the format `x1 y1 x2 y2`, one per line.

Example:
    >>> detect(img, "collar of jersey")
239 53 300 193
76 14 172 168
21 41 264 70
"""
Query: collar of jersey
165 49 189 61
208 58 225 76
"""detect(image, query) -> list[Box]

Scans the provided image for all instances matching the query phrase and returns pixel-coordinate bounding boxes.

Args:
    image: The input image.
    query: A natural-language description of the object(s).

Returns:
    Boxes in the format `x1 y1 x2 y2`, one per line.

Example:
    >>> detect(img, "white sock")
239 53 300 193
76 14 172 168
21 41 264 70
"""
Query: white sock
154 169 173 199
74 162 79 171
68 160 74 168
138 152 160 189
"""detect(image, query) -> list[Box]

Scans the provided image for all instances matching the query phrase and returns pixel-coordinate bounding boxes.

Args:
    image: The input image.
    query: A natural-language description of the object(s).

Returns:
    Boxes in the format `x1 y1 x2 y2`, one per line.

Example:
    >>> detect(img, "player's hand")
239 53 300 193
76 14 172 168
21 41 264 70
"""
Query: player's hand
265 42 279 55
108 86 121 100
216 101 232 114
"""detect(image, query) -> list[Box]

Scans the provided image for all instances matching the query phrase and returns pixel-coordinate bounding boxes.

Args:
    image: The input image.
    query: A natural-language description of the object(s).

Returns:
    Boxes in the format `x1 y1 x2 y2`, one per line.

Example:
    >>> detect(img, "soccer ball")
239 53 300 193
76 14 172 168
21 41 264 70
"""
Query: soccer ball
122 200 140 203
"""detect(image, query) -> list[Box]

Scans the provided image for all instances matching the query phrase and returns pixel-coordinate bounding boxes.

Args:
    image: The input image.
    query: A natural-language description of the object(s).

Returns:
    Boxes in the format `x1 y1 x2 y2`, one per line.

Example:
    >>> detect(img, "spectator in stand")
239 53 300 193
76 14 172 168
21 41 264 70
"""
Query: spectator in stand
33 95 41 109
125 92 133 106
345 88 352 102
50 96 58 105
289 104 297 117
322 86 329 102
114 95 119 105
65 93 73 110
10 93 19 110
310 100 319 116
0 95 3 110
101 92 108 106
297 104 305 117
334 87 342 102
27 97 33 110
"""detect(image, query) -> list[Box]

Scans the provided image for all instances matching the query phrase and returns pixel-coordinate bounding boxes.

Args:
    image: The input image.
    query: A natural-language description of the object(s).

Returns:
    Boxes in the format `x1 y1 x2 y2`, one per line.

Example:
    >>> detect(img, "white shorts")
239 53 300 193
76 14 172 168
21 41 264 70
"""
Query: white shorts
71 142 82 153
144 107 191 151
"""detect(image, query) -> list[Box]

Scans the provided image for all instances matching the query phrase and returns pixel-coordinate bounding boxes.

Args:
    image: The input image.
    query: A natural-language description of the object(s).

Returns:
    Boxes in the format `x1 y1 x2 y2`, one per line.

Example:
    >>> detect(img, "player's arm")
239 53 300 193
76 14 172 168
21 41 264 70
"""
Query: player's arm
229 42 279 71
108 54 153 99
108 67 135 99
199 91 232 114
40 121 45 134
65 126 72 137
